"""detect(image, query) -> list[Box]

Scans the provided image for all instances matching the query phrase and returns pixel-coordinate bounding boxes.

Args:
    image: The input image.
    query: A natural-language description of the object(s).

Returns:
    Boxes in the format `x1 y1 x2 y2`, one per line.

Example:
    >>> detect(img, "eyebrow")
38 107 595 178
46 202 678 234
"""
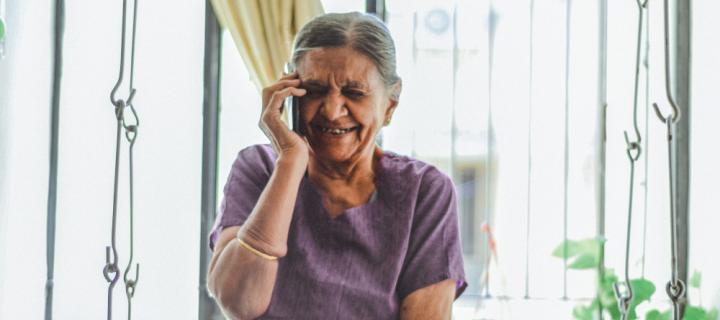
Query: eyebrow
301 79 368 90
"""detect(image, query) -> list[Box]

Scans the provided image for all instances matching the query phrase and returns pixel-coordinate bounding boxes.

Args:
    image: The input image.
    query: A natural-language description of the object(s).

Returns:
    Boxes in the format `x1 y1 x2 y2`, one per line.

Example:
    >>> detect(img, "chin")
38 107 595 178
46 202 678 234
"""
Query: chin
312 145 356 163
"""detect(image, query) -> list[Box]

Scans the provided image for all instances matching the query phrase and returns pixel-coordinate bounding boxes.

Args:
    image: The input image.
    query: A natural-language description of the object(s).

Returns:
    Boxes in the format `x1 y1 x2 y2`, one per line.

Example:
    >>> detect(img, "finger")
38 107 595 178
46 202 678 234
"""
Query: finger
271 79 302 91
267 87 307 113
262 79 302 108
261 87 306 136
279 71 299 81
263 79 301 96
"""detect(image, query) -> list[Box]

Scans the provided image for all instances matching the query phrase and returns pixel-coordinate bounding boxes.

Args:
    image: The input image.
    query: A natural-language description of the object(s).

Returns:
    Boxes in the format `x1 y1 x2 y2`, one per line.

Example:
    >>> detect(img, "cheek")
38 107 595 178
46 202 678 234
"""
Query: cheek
346 107 376 129
357 97 387 123
299 100 319 122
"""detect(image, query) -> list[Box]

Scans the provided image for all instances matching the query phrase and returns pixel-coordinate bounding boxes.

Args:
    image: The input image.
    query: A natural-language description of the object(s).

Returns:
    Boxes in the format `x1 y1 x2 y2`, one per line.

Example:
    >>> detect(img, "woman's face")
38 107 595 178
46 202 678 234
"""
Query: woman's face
296 46 398 165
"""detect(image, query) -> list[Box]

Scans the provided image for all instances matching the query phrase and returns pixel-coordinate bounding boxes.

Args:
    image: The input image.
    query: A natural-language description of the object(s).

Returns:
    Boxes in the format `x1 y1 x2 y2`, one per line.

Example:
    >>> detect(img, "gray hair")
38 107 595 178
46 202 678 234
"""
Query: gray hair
291 12 400 87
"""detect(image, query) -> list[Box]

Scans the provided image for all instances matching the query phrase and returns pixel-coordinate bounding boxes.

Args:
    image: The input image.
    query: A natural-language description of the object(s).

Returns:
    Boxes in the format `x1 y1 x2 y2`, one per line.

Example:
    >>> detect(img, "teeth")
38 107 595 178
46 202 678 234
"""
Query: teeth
319 126 355 135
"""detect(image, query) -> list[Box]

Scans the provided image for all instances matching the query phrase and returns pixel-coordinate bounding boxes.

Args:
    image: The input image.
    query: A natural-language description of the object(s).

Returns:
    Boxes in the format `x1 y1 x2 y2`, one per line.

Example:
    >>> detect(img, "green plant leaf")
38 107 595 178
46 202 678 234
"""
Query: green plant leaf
690 270 702 288
629 278 655 304
568 254 598 269
707 307 719 320
605 303 621 320
572 300 597 320
552 238 603 270
1 19 6 40
647 309 672 320
552 238 600 258
646 310 662 320
684 305 707 320
599 269 620 311
552 239 576 258
600 292 619 314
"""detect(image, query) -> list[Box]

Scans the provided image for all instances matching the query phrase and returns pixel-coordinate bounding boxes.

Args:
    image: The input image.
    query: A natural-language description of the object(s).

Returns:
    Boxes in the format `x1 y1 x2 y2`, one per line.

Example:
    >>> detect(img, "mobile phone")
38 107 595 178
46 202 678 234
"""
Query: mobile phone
284 63 302 135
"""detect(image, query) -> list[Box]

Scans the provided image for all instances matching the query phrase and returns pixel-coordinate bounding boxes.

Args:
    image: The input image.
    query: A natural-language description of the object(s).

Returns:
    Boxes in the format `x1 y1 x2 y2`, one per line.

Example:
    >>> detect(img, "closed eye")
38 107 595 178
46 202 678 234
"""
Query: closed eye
343 90 365 99
304 88 326 98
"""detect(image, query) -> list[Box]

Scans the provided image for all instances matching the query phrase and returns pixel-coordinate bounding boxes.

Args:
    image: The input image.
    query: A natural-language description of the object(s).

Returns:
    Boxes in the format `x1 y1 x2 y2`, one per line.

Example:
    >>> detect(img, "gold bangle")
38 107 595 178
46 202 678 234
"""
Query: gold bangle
236 238 278 260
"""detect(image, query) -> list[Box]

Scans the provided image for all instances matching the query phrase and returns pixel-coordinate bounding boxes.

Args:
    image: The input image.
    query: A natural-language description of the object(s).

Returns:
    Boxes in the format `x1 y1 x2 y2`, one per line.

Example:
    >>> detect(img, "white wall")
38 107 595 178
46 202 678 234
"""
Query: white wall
0 0 52 318
0 0 205 318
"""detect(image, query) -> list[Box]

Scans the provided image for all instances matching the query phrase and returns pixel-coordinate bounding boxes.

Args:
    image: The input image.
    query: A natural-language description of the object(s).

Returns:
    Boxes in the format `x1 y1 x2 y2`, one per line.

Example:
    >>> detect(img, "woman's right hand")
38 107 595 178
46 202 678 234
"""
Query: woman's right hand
259 71 309 164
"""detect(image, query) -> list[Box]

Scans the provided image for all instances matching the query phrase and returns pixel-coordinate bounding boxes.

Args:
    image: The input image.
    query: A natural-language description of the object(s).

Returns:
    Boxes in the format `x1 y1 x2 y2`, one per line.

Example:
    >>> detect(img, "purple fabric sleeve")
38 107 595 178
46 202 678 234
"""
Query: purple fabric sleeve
209 145 273 250
397 168 468 300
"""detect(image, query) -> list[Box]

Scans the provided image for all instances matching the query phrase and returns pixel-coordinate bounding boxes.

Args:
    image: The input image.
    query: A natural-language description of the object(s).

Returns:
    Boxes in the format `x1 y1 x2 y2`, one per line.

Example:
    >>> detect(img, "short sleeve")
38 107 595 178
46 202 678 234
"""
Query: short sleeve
208 145 275 250
397 168 468 301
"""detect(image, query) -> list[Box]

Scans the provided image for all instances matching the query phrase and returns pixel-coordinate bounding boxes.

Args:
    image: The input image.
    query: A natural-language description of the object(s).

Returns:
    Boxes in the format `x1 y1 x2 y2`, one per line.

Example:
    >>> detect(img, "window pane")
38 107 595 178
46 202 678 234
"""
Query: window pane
384 0 602 303
689 0 720 309
0 1 52 318
320 0 365 13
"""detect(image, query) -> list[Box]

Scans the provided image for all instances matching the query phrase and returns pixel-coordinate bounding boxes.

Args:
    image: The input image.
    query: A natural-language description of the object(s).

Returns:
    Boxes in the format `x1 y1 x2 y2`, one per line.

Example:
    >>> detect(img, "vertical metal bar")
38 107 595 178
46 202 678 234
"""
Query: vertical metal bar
524 0 535 300
672 0 691 316
366 0 386 147
562 0 572 300
365 0 386 21
596 0 608 317
45 0 64 319
410 11 417 157
450 4 458 184
484 0 497 299
198 1 222 319
641 0 651 280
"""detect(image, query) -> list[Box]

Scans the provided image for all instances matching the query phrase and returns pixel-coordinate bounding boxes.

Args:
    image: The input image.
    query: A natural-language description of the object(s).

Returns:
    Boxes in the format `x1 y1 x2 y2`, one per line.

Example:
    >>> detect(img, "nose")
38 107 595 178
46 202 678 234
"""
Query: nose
319 91 348 122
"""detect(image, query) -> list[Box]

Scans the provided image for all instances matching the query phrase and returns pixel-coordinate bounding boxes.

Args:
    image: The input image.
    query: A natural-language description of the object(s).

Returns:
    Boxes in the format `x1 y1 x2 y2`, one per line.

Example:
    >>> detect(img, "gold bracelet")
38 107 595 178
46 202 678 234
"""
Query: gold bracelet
236 238 278 260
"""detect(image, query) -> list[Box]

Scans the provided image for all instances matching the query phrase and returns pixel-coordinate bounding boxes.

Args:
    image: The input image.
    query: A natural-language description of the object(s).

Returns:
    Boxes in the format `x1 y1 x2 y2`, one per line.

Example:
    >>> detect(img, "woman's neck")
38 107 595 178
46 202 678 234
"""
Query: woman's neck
307 146 382 192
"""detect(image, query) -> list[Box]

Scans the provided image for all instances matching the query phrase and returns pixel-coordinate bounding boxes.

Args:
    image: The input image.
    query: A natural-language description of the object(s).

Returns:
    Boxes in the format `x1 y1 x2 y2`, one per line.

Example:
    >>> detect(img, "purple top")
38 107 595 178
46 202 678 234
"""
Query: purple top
210 144 467 319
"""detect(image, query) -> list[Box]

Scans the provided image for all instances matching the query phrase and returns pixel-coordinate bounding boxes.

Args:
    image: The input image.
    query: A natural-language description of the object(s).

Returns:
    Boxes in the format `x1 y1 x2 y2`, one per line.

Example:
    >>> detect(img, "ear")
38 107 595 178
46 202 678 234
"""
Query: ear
384 79 402 125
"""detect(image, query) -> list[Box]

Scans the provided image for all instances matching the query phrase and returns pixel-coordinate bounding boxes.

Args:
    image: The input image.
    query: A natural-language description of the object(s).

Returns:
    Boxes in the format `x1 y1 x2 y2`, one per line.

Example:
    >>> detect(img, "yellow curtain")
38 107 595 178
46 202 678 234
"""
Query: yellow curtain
211 0 324 91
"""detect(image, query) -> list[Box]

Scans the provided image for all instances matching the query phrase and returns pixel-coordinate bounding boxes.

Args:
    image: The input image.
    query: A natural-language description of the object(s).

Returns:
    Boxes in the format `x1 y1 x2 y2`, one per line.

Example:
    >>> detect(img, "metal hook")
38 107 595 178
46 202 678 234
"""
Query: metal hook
652 102 680 124
624 131 642 161
110 77 124 108
103 246 120 283
107 0 140 319
653 0 682 125
617 127 638 320
656 86 683 320
666 279 685 301
124 263 140 298
110 81 124 108
124 126 137 142
667 279 686 320
122 99 139 143
110 0 133 107
126 88 137 107
613 281 634 320
627 0 649 149
114 100 125 121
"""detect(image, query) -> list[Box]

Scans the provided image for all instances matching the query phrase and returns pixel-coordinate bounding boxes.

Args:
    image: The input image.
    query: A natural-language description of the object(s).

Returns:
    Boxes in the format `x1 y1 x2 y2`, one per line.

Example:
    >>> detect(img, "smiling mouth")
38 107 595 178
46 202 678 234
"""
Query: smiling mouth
313 125 359 136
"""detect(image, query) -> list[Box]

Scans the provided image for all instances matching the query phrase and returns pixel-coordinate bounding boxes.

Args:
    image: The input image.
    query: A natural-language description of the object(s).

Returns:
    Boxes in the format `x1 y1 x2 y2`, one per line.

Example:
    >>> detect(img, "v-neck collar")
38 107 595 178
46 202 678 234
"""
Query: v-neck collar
302 151 390 221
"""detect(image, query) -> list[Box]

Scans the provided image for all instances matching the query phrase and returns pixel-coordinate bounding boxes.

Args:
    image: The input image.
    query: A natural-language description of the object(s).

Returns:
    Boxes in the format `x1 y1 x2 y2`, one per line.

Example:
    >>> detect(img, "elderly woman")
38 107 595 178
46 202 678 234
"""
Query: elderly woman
207 12 467 319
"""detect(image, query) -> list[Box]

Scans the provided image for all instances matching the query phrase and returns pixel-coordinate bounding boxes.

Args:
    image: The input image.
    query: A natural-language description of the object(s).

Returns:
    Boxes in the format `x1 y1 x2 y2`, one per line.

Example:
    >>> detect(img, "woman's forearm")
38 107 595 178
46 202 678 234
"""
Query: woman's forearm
210 240 279 319
238 155 307 257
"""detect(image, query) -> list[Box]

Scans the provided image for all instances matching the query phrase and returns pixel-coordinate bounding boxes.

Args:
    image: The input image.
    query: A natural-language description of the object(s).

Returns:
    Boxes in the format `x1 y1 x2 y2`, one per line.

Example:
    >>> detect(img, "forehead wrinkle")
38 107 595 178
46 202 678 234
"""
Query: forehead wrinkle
301 76 369 91
299 48 378 90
